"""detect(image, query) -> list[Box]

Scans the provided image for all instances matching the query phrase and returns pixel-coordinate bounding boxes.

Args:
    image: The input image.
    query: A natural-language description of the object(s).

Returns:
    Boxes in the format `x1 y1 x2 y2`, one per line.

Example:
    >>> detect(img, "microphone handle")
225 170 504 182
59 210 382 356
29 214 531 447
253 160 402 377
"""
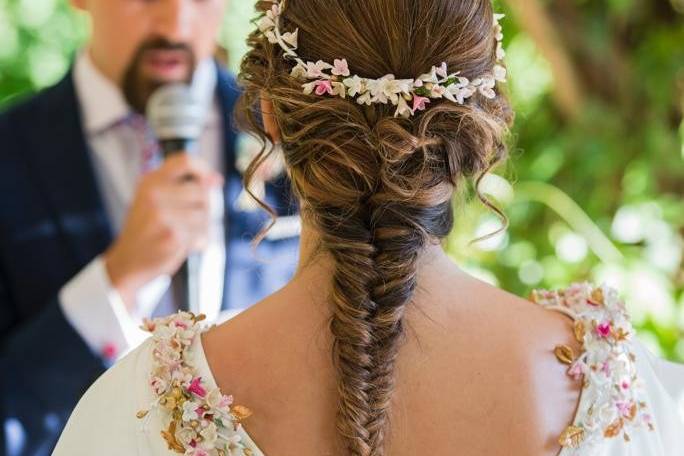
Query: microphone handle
161 138 199 314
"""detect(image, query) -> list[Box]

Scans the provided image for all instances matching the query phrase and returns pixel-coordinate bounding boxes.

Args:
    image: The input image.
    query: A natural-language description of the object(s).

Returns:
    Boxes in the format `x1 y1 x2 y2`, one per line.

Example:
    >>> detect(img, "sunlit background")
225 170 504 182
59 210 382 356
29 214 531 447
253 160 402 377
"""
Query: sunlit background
1 0 683 360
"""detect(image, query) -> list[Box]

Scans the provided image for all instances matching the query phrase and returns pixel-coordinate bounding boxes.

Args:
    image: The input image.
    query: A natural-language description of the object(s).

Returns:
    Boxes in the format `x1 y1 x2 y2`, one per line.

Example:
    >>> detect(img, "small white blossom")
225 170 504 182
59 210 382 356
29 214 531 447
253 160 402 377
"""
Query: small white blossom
343 75 365 97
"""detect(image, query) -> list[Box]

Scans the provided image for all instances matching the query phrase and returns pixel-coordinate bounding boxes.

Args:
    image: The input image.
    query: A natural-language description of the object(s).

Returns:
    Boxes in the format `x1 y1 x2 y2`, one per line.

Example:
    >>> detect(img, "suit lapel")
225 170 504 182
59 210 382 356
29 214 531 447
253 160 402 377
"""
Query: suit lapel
26 73 113 269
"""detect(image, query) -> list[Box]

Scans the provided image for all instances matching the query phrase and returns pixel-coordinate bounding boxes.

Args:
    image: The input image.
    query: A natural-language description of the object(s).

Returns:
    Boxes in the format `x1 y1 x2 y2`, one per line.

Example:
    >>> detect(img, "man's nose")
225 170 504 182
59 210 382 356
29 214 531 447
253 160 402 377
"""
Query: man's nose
154 0 192 43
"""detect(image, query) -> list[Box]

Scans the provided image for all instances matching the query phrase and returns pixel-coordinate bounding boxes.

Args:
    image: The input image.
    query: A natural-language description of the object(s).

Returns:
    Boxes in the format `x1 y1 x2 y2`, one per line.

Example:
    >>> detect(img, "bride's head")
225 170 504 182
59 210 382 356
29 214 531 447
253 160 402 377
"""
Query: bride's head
237 0 513 453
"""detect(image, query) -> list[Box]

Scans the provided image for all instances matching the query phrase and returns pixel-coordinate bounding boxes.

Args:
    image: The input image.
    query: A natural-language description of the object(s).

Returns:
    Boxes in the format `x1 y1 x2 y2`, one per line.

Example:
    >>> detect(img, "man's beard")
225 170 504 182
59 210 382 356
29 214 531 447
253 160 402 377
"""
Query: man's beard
122 37 197 114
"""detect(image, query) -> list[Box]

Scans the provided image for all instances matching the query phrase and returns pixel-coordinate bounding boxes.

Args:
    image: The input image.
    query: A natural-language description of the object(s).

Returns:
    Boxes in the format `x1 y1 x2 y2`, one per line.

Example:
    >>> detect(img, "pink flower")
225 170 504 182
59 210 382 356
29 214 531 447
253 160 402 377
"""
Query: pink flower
314 80 334 96
412 95 430 113
601 360 611 376
616 401 633 417
332 59 350 77
596 321 612 338
188 377 207 398
174 320 188 329
190 449 208 456
568 362 584 381
621 380 631 390
219 394 234 409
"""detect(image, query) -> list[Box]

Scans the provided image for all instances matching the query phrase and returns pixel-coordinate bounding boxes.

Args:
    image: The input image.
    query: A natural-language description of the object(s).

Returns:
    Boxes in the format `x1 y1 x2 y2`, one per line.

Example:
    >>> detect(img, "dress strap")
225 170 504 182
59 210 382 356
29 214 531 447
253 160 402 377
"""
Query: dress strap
531 283 655 454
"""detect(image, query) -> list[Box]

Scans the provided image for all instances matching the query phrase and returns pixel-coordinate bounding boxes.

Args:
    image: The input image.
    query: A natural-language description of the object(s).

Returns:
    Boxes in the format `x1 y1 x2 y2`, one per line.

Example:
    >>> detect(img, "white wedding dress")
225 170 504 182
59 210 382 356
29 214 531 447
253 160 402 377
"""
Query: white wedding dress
53 283 684 456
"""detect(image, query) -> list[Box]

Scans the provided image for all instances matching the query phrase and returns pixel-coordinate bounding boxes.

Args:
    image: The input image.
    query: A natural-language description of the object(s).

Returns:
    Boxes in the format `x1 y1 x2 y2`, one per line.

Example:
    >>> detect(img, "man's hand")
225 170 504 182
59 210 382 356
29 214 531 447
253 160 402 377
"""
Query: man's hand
104 154 223 310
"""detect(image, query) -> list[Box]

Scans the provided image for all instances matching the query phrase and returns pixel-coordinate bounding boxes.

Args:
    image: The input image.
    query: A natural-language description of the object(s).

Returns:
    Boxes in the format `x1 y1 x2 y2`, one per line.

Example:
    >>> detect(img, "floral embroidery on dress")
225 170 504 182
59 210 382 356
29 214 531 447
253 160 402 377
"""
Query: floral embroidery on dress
531 283 654 455
136 312 255 456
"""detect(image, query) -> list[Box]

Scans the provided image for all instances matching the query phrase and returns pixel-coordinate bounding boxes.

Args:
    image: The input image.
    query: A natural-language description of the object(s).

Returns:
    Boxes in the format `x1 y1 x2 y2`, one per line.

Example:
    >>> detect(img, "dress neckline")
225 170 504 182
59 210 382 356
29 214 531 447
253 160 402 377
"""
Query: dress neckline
145 282 652 456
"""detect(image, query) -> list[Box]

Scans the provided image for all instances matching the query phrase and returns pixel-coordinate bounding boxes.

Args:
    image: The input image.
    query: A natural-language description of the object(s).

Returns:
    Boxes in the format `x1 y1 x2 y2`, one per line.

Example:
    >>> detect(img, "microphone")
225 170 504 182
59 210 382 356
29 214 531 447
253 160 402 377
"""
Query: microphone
146 84 208 315
147 83 206 156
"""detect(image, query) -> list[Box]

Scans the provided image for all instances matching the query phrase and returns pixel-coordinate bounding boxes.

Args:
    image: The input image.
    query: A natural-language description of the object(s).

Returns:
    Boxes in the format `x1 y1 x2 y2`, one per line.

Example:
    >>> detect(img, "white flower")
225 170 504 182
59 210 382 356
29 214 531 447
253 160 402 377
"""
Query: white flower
418 67 439 84
493 64 507 82
444 84 475 104
265 30 278 45
302 81 317 95
225 435 245 456
343 75 365 97
477 77 496 99
435 62 449 79
256 16 275 34
199 422 218 448
331 81 347 98
496 42 506 61
182 400 201 422
304 60 333 79
430 84 446 98
394 96 412 118
281 29 299 48
290 63 307 80
368 75 413 104
357 91 373 106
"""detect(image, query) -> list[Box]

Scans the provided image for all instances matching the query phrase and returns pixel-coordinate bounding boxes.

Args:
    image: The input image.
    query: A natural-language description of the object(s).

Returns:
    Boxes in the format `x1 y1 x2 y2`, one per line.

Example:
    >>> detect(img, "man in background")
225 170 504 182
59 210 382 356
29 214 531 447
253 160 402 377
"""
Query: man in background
0 1 298 454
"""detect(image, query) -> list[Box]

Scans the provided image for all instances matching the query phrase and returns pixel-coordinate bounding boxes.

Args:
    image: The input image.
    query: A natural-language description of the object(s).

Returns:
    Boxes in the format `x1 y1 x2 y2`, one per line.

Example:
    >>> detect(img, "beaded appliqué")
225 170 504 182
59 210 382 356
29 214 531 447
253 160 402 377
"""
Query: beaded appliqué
136 312 254 456
531 283 655 454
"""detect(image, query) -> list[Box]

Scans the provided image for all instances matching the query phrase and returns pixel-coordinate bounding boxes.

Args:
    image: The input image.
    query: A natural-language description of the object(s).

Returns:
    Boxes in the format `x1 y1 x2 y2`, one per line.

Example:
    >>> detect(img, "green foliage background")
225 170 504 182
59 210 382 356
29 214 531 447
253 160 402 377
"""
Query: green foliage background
1 0 682 359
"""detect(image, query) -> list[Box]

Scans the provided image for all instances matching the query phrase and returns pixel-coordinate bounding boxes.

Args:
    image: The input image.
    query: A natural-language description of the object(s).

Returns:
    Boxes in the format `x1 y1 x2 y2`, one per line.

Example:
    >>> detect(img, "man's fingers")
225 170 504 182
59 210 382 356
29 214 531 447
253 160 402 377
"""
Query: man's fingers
158 154 223 186
153 182 212 209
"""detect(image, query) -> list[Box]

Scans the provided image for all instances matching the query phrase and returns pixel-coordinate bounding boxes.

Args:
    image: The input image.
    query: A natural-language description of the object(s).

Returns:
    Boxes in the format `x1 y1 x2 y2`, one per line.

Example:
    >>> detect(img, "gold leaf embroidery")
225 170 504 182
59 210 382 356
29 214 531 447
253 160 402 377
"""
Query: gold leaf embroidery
590 287 604 305
604 419 624 438
161 420 185 453
232 405 254 422
136 410 149 419
559 425 585 448
573 321 585 343
554 344 575 365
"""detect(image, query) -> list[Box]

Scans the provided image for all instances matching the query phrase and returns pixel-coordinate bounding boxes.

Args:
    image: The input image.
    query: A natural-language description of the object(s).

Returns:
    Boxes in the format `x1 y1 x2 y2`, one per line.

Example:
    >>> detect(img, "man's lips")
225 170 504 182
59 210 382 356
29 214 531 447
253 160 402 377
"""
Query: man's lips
141 49 191 79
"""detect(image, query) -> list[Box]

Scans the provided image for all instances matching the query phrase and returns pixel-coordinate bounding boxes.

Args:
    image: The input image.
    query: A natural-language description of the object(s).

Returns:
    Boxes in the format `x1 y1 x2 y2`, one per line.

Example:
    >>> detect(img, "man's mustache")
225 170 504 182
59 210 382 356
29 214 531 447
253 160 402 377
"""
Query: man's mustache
136 38 194 56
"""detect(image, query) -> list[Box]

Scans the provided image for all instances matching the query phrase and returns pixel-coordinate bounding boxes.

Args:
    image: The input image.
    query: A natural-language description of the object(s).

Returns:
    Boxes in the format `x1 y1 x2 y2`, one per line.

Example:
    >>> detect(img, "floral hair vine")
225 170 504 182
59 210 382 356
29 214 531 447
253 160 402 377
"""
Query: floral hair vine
256 0 507 118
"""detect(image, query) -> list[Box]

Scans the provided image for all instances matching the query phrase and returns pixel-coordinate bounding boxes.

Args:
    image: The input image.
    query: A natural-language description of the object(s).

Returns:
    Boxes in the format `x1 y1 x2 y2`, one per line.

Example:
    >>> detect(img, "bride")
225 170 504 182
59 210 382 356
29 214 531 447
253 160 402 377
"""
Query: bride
54 0 684 454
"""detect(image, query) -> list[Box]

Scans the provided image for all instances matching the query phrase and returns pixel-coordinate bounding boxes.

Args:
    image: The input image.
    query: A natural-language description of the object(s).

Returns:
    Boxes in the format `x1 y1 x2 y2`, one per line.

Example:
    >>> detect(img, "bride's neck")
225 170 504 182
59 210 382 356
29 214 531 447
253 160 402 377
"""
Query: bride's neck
292 220 453 285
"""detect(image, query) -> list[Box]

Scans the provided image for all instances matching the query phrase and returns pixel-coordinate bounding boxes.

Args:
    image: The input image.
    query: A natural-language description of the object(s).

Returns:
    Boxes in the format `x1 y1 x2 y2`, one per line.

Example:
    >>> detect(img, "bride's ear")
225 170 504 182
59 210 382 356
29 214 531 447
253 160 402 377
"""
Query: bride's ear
260 96 281 144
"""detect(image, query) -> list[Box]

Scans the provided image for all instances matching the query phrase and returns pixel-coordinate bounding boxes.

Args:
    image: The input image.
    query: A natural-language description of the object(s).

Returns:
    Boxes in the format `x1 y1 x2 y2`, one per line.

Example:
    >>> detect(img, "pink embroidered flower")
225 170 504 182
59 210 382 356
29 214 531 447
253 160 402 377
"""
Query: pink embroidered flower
596 321 612 338
568 361 584 381
314 80 334 96
174 319 189 329
412 95 430 113
601 360 612 376
616 401 633 418
621 380 631 390
188 377 207 398
220 394 234 408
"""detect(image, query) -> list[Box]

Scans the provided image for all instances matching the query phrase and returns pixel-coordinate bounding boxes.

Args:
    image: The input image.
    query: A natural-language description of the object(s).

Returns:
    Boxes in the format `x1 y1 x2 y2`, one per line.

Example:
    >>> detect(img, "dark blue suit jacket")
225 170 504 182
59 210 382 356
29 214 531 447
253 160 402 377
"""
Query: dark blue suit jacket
0 67 298 456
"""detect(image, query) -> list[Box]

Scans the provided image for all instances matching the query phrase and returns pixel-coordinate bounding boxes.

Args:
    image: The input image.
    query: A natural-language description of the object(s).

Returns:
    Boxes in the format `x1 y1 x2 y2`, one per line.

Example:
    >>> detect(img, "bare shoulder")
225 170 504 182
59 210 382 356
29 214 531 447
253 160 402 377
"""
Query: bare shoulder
396 271 582 455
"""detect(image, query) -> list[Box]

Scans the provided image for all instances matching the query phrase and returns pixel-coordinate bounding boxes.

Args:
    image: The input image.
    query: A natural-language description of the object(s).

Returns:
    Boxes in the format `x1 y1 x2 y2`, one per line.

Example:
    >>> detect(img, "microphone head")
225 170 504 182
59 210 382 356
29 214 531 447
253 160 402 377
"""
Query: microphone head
146 83 206 141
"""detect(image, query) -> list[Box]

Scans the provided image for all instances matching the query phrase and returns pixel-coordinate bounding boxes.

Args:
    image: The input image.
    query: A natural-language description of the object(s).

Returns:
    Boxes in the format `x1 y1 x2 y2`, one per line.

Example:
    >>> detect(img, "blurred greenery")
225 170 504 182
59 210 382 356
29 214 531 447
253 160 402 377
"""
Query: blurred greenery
0 0 682 360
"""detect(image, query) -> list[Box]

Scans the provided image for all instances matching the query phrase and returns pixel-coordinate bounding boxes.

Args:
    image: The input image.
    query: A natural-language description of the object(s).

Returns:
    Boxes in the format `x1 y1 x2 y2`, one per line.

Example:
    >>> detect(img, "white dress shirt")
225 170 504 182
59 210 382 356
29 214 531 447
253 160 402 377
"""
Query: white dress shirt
59 52 226 361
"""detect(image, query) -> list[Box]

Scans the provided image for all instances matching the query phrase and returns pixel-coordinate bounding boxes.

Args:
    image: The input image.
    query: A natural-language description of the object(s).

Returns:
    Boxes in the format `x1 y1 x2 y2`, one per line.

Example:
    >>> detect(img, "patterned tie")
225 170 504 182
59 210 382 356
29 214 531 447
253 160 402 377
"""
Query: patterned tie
124 113 189 316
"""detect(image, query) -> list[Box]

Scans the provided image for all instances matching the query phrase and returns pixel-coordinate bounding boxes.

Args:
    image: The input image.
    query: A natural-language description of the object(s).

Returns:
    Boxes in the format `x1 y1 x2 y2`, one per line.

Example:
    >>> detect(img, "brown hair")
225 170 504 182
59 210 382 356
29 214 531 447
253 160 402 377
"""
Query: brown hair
236 1 513 454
